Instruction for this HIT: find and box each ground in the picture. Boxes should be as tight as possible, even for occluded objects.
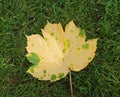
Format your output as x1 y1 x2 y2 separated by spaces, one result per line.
0 0 120 97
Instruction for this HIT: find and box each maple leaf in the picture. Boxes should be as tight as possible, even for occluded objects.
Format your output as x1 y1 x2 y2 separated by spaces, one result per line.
26 21 98 82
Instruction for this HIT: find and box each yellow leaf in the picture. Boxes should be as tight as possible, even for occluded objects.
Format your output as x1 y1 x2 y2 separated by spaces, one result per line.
26 21 98 82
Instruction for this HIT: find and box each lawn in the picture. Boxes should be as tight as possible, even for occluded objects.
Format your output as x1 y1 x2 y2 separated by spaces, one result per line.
0 0 120 97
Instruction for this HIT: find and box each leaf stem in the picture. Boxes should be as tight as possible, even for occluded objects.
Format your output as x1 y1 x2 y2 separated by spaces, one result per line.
69 69 74 97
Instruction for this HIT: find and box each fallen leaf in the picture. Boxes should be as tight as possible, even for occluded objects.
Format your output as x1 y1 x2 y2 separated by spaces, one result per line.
26 21 98 82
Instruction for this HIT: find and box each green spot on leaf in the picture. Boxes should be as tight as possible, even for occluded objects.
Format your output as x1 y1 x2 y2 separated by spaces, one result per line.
79 29 85 37
41 77 43 79
58 73 64 79
27 52 40 65
62 49 66 53
42 57 44 60
45 38 48 41
43 75 46 77
50 32 54 36
64 40 70 48
56 37 58 40
27 52 40 73
88 57 92 60
29 65 37 73
70 63 73 66
71 30 73 32
51 74 57 80
77 47 80 50
82 43 89 49
43 70 47 73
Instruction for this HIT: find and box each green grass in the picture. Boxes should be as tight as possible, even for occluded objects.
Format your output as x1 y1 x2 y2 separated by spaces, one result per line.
0 0 120 97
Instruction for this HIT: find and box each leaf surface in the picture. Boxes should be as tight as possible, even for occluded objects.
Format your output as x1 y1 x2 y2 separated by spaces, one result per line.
26 21 98 81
